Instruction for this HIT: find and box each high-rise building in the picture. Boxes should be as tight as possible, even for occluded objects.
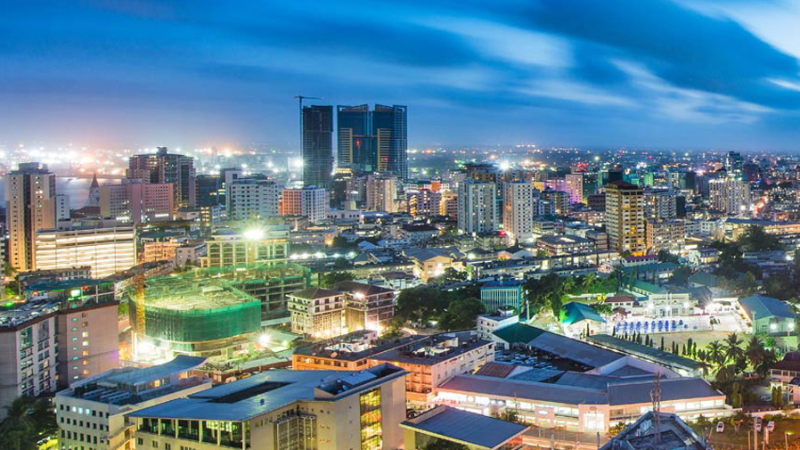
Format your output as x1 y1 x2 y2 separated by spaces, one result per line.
337 104 408 178
100 179 174 224
605 181 645 255
302 105 334 189
645 189 677 220
226 178 281 220
502 181 535 244
565 172 585 204
280 187 329 224
726 151 744 174
646 219 686 254
194 174 223 207
6 162 57 271
127 147 196 210
407 188 441 218
709 176 750 215
457 181 498 235
366 173 398 212
34 220 137 278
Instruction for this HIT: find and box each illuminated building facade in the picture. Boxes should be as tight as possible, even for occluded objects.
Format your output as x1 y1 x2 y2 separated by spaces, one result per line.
34 221 136 278
100 179 174 224
202 227 289 268
6 162 57 271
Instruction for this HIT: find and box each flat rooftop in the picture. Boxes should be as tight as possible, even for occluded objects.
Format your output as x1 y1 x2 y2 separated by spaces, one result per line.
129 364 405 422
139 276 258 310
294 331 427 362
0 300 59 329
372 331 493 366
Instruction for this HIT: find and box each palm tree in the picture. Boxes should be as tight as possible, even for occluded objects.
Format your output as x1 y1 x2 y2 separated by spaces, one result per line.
708 341 725 366
724 333 745 364
746 336 765 369
756 349 778 379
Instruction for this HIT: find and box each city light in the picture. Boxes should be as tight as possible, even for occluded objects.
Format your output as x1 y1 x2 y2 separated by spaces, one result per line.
243 228 264 241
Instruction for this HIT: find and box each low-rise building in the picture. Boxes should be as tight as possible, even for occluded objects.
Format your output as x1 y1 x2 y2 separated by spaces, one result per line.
480 280 525 313
56 356 210 450
337 281 397 334
371 331 495 407
476 313 519 340
129 364 407 450
401 405 528 450
536 235 594 256
288 288 345 338
739 295 796 335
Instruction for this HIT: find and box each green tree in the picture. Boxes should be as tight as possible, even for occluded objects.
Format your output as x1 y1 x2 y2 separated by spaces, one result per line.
395 287 450 324
669 266 693 287
439 297 486 331
724 333 745 365
0 397 57 450
707 341 725 366
320 271 355 288
738 225 783 252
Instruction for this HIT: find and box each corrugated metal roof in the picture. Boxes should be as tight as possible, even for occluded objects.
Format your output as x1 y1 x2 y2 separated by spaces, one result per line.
401 406 528 449
439 374 609 405
739 295 796 320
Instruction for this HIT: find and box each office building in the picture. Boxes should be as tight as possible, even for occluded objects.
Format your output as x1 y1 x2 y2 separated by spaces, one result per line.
337 104 408 178
56 356 211 450
6 162 57 271
458 181 498 235
536 234 594 256
129 364 407 450
280 187 329 224
35 220 136 278
194 174 223 207
201 227 289 268
605 181 646 255
127 147 196 210
302 105 334 189
100 179 174 224
502 181 535 244
480 280 524 313
366 173 398 212
56 194 71 221
709 176 750 215
226 178 281 220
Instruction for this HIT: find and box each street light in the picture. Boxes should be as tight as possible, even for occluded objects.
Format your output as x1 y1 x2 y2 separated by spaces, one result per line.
243 228 264 241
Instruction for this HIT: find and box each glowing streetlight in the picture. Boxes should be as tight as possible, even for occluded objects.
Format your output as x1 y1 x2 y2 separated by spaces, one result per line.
243 228 264 241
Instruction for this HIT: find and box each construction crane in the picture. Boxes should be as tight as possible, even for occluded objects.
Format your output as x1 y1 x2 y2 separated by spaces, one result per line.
294 95 322 153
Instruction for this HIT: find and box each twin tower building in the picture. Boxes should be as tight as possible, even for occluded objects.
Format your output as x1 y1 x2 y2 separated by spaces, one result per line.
302 104 408 189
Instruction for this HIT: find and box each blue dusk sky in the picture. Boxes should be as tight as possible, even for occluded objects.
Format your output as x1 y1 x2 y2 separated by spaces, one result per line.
3 0 800 150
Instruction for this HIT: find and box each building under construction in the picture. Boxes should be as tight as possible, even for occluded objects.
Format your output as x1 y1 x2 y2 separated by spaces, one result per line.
191 263 311 319
129 274 261 363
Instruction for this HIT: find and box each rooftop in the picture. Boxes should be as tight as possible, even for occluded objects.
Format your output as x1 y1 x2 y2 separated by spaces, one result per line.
294 331 426 362
587 334 704 371
129 364 405 421
334 281 395 296
561 302 606 325
739 295 796 320
401 406 528 450
599 411 709 450
372 331 493 366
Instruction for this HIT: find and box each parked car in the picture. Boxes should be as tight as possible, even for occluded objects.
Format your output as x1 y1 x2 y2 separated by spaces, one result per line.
755 417 763 432
717 422 725 433
767 421 775 432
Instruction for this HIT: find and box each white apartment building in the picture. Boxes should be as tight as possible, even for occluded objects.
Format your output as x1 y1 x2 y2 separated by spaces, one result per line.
226 178 281 220
280 187 329 224
34 220 136 278
709 176 750 215
458 180 498 235
100 179 173 224
503 181 536 244
366 173 398 212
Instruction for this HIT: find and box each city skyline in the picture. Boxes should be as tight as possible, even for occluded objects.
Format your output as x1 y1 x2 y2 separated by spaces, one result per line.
5 0 800 150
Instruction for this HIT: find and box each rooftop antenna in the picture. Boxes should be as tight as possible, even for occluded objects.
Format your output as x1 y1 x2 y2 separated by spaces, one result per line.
650 372 662 444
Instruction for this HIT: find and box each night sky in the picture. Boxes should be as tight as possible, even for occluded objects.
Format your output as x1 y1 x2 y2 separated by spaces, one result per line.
4 0 800 150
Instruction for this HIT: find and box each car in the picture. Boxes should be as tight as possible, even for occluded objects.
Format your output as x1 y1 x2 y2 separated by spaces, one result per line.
717 422 725 433
755 417 762 432
767 421 775 432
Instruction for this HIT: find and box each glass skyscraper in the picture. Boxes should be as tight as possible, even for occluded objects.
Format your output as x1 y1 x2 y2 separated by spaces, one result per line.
337 104 407 178
302 105 333 189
